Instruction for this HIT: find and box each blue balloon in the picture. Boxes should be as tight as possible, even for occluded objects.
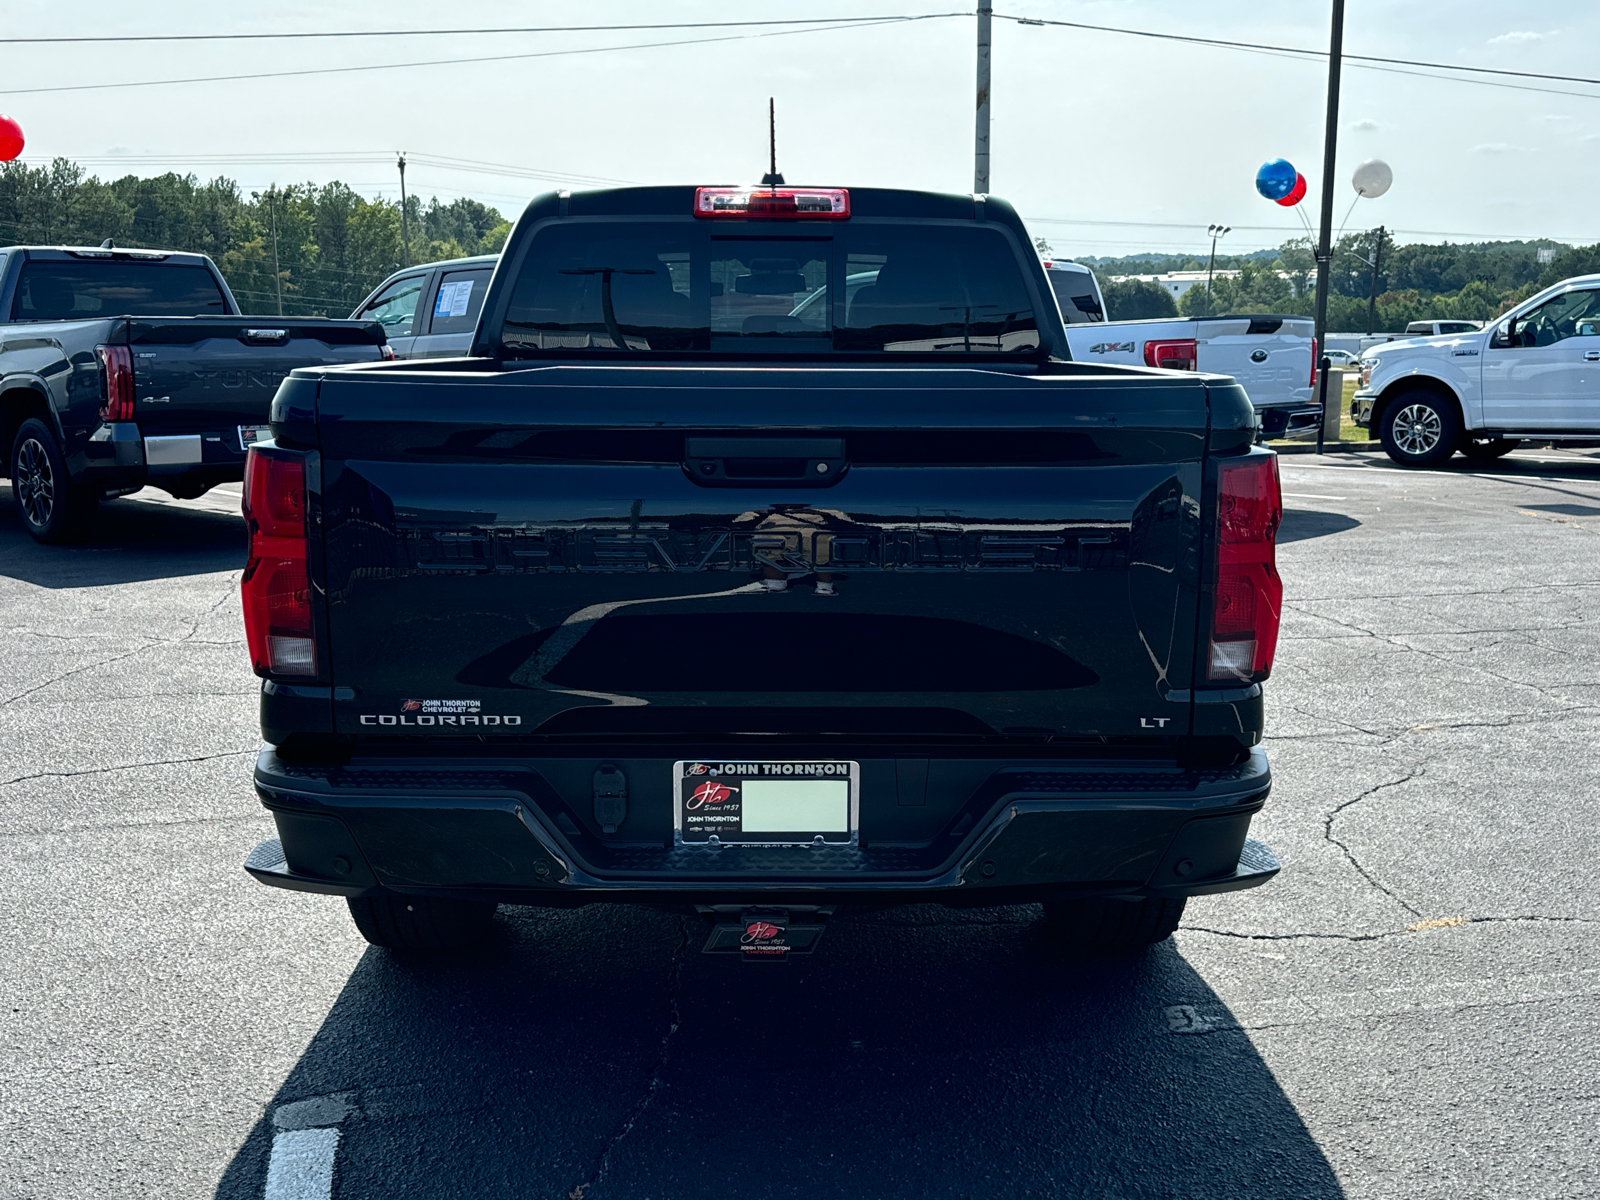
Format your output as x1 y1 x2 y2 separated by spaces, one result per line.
1255 159 1298 201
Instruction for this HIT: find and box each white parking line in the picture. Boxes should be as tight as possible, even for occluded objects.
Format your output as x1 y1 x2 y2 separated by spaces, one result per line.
265 1094 350 1200
265 1128 339 1200
1281 492 1347 501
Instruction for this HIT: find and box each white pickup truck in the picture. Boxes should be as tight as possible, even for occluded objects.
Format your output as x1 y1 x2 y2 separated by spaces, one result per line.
1353 273 1600 466
1039 261 1319 438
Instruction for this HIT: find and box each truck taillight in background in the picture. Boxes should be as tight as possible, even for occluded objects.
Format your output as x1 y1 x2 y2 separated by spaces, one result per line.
1309 337 1318 388
242 449 315 677
1143 338 1197 370
1208 454 1283 683
96 344 134 421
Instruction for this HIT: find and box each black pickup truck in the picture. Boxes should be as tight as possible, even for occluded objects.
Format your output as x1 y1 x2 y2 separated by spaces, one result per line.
0 245 387 542
241 185 1285 958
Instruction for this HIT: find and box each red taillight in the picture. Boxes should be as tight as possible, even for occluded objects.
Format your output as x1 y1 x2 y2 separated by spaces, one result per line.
96 344 135 421
379 344 397 361
693 186 850 219
242 449 315 677
1309 336 1318 388
1208 455 1283 683
1143 338 1197 370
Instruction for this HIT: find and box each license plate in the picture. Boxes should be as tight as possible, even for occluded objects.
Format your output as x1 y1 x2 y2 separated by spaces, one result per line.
674 760 858 845
238 425 271 451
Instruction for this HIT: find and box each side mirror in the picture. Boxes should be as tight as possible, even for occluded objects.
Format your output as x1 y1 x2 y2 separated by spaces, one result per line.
1488 321 1512 350
1577 321 1600 338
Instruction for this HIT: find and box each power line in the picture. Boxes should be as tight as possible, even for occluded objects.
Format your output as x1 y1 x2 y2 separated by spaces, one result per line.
1 14 963 44
1000 13 1600 101
15 150 634 188
0 15 963 96
1001 13 1600 87
1027 214 1595 245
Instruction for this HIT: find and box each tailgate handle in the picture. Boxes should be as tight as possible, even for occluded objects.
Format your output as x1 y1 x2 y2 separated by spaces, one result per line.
684 437 847 487
242 327 290 345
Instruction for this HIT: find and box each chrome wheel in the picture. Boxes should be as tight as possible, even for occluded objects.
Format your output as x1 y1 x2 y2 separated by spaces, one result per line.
1392 403 1442 456
15 437 55 529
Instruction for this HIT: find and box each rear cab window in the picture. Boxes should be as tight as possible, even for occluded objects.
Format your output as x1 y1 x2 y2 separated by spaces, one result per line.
428 268 493 335
12 260 227 320
1045 268 1104 324
499 222 1041 358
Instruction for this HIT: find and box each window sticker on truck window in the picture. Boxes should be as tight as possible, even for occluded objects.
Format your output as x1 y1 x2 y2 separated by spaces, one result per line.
435 279 474 318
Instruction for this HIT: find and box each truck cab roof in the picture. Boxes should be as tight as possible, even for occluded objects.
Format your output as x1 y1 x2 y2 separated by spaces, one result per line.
0 245 214 266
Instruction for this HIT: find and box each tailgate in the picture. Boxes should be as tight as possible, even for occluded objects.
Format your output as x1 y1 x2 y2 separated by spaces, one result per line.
131 318 384 442
314 365 1211 740
1196 316 1314 409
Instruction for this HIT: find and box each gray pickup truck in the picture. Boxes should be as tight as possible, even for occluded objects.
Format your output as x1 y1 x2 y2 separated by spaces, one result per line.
0 245 387 542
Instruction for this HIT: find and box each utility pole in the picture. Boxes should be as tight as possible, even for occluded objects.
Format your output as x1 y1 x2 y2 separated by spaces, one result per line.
1312 0 1346 454
1206 224 1231 316
1365 224 1385 336
974 1 991 193
268 186 283 317
397 152 412 267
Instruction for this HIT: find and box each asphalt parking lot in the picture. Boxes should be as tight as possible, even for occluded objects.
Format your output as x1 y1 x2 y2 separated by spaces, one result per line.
3 450 1598 1200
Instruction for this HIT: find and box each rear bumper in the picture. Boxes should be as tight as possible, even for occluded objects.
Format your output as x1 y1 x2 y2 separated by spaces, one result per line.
1256 403 1324 439
76 421 246 492
247 746 1278 906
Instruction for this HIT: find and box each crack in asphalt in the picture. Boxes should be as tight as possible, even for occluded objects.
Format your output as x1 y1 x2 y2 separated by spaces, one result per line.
1284 579 1600 605
1282 600 1594 710
0 641 160 708
1181 914 1600 943
568 914 693 1200
0 749 253 790
0 580 241 708
1266 706 1600 750
1323 769 1427 917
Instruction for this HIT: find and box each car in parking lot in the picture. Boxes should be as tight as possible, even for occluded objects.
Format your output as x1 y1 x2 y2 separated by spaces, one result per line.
1354 273 1600 465
351 254 498 359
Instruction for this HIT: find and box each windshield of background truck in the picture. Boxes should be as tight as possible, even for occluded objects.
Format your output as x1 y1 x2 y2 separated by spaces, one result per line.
12 261 227 320
499 223 1040 355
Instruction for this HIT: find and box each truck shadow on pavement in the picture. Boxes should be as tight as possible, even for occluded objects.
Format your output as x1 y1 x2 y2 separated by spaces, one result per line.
1277 508 1360 544
216 904 1342 1200
0 487 243 588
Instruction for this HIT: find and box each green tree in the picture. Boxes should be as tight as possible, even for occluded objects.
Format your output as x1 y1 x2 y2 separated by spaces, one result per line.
1099 276 1177 320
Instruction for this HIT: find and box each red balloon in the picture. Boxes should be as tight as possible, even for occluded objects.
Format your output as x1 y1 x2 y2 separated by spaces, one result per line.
1276 172 1307 207
0 114 23 162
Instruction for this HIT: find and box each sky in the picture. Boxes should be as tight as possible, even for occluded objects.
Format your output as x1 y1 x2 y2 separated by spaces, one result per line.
5 0 1600 260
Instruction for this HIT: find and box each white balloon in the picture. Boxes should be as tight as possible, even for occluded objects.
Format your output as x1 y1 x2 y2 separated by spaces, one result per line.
1352 159 1393 199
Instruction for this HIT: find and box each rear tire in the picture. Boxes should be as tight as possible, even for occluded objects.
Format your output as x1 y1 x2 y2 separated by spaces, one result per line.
1459 437 1519 462
346 892 496 951
10 418 98 543
1378 390 1461 467
1041 896 1187 948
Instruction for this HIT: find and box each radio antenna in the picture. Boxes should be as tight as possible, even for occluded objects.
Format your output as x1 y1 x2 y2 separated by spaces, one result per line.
761 97 784 187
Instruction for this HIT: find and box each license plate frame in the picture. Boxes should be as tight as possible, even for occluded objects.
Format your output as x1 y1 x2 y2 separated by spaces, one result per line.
238 424 271 451
673 760 859 846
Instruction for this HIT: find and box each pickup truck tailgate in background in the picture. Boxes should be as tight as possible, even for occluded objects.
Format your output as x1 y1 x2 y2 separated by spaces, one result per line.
131 318 383 442
1196 316 1314 409
313 365 1211 740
